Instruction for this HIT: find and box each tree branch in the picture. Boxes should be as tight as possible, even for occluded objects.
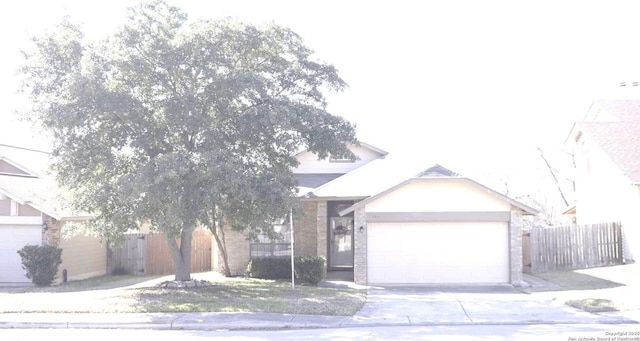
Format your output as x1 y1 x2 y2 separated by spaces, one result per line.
537 147 570 207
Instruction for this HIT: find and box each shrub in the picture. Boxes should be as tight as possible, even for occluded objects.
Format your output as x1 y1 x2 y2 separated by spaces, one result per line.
294 256 325 285
247 257 290 279
247 256 326 285
17 244 63 287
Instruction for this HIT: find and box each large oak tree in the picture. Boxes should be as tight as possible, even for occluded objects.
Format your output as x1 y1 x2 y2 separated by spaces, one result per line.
19 0 356 280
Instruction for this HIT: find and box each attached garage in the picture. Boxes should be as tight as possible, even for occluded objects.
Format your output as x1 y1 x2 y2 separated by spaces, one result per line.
340 172 538 286
0 224 42 284
367 222 509 284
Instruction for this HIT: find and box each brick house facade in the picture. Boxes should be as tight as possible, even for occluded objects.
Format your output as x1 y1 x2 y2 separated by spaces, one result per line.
211 143 536 285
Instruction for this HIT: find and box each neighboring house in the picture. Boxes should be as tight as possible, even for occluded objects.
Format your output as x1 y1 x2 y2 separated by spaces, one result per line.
0 144 104 286
566 99 640 262
561 205 577 225
213 143 538 285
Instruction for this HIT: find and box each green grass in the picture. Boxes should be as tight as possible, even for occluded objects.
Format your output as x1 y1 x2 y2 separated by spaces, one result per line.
136 279 364 315
530 270 622 291
567 298 617 312
527 267 632 313
0 275 366 316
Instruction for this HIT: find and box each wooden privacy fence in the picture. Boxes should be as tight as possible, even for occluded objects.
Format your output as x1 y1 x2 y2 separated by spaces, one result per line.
108 230 212 276
522 222 623 274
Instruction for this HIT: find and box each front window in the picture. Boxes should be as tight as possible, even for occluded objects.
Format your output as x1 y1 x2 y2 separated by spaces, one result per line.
250 223 292 258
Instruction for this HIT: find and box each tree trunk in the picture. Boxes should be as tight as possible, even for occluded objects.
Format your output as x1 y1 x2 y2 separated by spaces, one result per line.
211 224 232 277
167 225 194 281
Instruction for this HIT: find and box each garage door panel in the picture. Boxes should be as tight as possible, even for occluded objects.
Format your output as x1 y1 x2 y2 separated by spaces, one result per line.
367 222 509 284
0 225 42 283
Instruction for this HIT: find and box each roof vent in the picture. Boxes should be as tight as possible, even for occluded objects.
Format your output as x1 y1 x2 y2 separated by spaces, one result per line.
417 164 460 177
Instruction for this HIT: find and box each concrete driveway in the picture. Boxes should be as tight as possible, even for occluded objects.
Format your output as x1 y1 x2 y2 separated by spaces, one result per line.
351 284 633 325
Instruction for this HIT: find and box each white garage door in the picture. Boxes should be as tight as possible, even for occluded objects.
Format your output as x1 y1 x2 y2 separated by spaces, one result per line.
367 222 509 284
0 225 42 283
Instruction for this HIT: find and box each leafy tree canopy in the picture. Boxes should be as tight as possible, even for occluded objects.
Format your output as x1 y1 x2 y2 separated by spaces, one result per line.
19 0 357 280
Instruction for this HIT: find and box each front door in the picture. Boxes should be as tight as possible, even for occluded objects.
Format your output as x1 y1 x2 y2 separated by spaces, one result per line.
329 217 354 269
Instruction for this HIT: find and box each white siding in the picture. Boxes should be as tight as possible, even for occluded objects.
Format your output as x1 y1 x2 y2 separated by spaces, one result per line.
57 234 107 283
575 137 640 261
0 199 10 215
18 204 41 216
294 145 383 174
367 222 509 284
366 180 511 213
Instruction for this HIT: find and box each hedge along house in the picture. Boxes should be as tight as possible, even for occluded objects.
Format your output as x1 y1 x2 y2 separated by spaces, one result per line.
0 144 103 286
213 143 538 285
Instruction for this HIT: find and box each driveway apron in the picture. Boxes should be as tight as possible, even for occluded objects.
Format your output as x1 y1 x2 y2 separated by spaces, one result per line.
349 285 628 325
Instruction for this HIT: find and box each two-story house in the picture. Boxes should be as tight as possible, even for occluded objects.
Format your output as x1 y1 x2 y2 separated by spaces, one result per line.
566 99 640 262
214 142 537 285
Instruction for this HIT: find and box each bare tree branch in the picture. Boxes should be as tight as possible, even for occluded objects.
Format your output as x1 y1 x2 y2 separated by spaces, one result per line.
537 147 570 207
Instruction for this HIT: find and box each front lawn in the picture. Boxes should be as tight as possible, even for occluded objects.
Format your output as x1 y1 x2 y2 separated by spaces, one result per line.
0 273 366 316
526 264 640 313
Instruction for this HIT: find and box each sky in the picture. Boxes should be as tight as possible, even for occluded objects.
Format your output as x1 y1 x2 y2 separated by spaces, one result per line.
2 0 640 183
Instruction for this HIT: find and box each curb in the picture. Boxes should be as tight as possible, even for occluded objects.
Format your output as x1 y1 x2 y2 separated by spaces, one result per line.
1 316 637 331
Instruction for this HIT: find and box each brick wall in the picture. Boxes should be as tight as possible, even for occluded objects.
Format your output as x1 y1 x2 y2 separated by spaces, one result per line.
42 215 62 247
353 206 367 284
316 201 328 260
213 200 326 275
510 210 523 286
294 201 318 256
212 227 250 276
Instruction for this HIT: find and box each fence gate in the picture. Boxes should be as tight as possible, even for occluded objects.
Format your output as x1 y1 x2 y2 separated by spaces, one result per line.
107 234 147 275
522 222 623 274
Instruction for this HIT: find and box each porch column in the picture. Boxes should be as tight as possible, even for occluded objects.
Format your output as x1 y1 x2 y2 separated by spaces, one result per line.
353 206 367 284
510 210 523 286
316 201 328 261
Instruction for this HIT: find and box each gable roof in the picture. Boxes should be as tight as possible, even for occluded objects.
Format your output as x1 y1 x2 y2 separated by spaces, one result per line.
0 144 87 220
569 100 640 184
590 99 640 122
302 157 539 215
0 157 35 177
0 143 51 177
302 154 431 199
0 174 63 219
338 176 539 216
578 121 640 183
294 173 344 188
417 164 460 177
294 141 388 158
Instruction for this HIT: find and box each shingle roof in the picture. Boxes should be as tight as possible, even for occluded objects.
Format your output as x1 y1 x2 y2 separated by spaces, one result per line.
578 121 640 183
0 144 51 177
0 144 84 219
593 100 640 122
294 173 344 189
573 100 640 184
304 155 431 199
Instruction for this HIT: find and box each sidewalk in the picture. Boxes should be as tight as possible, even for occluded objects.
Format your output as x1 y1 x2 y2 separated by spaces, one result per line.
1 306 637 331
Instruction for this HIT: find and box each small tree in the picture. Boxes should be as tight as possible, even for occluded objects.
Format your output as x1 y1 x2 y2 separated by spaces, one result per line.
17 244 63 287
